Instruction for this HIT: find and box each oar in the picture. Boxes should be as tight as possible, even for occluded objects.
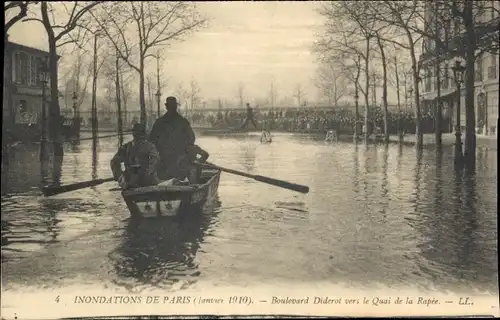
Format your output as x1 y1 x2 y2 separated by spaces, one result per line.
41 177 115 197
198 162 309 194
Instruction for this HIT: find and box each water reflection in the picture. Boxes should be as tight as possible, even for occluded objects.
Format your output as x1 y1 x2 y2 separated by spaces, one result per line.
52 155 63 186
1 134 497 294
380 144 389 219
110 197 222 291
92 141 98 181
410 148 495 291
352 143 360 194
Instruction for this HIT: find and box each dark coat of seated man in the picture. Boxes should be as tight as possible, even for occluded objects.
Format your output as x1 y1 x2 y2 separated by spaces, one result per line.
176 144 210 184
110 123 161 190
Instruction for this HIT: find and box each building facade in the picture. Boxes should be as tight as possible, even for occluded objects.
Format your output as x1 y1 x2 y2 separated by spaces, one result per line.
3 38 63 141
419 0 499 136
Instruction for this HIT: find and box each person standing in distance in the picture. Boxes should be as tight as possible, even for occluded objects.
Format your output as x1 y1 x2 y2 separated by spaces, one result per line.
148 96 196 180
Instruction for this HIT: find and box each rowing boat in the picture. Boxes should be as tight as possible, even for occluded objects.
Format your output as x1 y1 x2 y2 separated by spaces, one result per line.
121 167 221 218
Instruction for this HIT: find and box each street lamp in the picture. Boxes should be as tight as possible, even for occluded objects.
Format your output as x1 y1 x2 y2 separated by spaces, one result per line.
408 87 413 110
155 90 161 118
451 59 466 163
72 91 78 118
38 57 49 161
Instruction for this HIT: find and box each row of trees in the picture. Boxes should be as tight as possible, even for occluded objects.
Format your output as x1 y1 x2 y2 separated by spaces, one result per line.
233 81 310 109
313 0 499 170
5 1 209 157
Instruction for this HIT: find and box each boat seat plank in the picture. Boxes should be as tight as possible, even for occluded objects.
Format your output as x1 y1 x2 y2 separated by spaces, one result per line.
123 184 197 196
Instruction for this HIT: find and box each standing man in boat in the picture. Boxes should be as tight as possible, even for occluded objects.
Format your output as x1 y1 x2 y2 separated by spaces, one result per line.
110 123 161 190
148 96 196 180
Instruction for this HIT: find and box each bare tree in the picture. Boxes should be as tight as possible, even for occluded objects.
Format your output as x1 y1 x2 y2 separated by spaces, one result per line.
4 1 38 39
24 1 101 156
188 79 201 117
120 71 133 125
365 0 499 165
175 82 190 115
408 0 499 169
62 47 92 113
236 82 245 108
314 61 348 107
269 81 278 110
375 31 390 142
293 83 307 107
90 2 208 126
362 1 426 147
316 1 382 141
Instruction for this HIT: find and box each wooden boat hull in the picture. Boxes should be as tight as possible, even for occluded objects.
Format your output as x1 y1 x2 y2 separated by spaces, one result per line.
121 168 221 218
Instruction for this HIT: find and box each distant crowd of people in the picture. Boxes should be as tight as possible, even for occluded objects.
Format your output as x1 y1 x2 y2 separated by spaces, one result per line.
186 106 450 136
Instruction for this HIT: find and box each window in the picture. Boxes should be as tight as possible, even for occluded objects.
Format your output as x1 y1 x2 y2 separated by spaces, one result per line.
14 51 29 85
488 51 498 79
35 57 44 86
29 56 38 86
425 68 432 92
475 55 483 82
454 19 460 36
443 63 449 89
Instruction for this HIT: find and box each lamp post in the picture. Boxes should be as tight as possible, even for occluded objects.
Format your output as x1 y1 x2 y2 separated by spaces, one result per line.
156 90 161 118
72 91 78 118
354 91 360 140
39 57 49 162
408 87 413 110
451 59 465 163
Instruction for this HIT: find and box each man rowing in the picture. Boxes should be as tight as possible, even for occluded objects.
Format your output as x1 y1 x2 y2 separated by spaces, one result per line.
148 96 196 181
110 123 160 190
177 144 210 184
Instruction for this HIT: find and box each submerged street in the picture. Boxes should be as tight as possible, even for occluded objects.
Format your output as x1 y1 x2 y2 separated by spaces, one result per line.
1 133 497 296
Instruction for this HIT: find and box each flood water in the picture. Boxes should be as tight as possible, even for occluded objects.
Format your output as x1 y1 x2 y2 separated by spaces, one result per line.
1 133 498 298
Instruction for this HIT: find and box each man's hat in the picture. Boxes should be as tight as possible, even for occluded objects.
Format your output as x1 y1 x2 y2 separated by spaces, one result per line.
132 123 147 137
165 96 179 106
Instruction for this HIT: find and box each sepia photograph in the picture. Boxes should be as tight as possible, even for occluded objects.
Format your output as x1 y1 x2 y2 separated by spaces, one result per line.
2 1 499 319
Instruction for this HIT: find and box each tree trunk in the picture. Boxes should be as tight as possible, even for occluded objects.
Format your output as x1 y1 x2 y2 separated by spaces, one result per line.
115 54 123 147
364 37 371 142
354 56 361 139
139 58 146 126
91 33 98 142
377 36 389 142
48 42 63 157
464 4 476 172
395 57 402 137
435 60 442 149
120 72 128 126
464 49 476 171
409 40 423 148
434 2 442 149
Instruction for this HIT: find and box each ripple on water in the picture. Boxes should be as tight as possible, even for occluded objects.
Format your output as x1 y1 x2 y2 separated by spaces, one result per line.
1 134 498 295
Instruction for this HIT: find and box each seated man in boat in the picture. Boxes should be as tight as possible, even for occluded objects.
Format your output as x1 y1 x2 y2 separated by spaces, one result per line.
110 123 161 190
148 96 196 180
176 144 210 184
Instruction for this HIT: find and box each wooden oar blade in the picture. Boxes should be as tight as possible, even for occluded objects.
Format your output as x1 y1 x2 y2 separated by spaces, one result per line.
254 175 309 194
198 162 309 194
41 177 115 197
